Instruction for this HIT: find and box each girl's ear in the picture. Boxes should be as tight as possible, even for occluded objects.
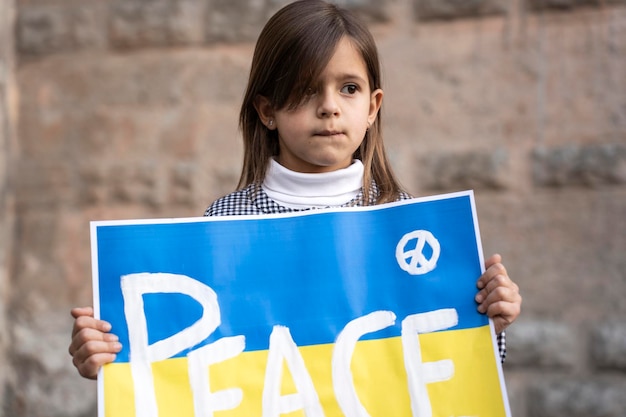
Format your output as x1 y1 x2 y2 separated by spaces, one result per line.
254 95 277 130
367 88 383 127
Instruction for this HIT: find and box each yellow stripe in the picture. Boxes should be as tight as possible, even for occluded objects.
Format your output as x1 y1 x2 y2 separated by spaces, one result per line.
104 326 505 416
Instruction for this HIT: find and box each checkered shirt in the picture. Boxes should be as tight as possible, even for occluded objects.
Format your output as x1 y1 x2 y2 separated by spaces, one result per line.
204 182 507 362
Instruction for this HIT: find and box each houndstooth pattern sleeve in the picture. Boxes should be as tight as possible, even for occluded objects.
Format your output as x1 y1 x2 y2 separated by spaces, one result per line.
205 183 313 216
204 185 264 216
498 331 506 362
204 183 507 363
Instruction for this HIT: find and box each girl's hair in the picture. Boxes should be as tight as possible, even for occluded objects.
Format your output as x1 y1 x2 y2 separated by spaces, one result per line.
238 0 403 204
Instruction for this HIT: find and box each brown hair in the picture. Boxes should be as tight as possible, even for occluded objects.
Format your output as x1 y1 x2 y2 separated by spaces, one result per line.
237 0 403 204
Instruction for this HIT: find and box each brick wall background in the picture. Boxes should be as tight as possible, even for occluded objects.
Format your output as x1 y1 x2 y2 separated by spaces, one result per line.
0 0 16 413
2 0 626 416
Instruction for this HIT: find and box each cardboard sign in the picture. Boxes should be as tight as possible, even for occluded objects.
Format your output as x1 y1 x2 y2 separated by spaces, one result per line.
92 191 510 417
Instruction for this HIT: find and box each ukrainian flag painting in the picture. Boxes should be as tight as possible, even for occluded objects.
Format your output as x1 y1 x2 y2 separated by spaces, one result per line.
92 191 511 417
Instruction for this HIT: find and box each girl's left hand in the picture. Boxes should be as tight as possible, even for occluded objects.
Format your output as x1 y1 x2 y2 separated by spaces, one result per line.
475 254 522 335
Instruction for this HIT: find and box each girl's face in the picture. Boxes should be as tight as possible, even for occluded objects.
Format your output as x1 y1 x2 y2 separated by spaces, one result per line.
257 37 383 173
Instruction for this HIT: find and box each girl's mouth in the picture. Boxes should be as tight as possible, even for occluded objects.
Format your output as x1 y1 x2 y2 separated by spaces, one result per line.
316 130 343 136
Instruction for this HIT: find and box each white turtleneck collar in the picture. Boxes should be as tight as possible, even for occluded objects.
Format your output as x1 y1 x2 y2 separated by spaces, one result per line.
262 159 364 209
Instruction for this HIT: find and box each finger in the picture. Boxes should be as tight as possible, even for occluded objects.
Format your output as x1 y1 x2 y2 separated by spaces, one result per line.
71 315 112 340
485 300 521 334
71 337 122 371
73 352 119 380
477 257 505 290
492 317 512 335
483 271 517 296
484 253 502 271
486 299 521 319
73 338 122 363
478 285 522 321
69 325 116 357
476 264 511 302
70 306 94 320
72 326 118 346
477 284 520 313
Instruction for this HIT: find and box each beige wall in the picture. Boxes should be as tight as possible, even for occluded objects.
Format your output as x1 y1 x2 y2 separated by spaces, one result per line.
0 0 16 412
5 0 626 415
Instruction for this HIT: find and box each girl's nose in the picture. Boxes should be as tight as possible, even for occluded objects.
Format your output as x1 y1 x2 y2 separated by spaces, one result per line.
317 91 340 118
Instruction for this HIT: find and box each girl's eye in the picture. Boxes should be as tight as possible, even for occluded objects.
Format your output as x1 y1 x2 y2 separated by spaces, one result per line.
341 84 358 94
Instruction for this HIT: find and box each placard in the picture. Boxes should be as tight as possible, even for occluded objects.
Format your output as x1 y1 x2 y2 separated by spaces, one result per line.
92 191 510 417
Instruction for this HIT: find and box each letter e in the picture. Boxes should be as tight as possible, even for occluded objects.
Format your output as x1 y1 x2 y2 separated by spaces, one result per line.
188 335 246 417
401 308 458 417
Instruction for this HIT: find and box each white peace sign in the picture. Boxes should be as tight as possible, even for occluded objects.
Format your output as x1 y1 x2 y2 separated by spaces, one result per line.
395 230 440 275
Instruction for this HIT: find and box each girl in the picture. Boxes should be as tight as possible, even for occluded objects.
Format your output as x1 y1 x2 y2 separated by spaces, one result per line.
69 0 521 380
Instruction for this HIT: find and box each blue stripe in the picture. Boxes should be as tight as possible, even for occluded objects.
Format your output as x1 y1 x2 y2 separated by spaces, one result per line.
96 195 488 363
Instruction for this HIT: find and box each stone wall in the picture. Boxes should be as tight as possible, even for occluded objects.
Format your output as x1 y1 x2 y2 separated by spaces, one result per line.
4 0 626 416
0 0 16 413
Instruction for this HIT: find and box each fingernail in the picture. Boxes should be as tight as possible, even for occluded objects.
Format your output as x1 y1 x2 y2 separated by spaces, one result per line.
475 294 483 303
102 322 112 332
113 342 123 351
477 304 485 314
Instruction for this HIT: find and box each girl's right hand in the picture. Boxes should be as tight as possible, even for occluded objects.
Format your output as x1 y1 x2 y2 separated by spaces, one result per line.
68 306 122 380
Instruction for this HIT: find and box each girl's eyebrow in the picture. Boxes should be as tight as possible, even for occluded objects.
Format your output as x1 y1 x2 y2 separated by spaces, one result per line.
327 71 367 83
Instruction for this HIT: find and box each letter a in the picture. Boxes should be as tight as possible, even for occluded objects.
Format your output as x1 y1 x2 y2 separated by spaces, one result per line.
262 325 325 417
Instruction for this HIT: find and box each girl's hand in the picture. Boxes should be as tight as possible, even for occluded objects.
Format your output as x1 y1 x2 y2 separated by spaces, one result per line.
475 254 522 335
68 306 122 380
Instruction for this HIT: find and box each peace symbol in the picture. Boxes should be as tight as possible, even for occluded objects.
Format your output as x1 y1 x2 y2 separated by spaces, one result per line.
395 230 440 275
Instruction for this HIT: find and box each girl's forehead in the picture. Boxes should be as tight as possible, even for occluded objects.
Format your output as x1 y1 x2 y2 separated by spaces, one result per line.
318 37 369 80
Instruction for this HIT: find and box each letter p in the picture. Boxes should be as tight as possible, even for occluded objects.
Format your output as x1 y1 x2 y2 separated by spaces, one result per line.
121 272 221 417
